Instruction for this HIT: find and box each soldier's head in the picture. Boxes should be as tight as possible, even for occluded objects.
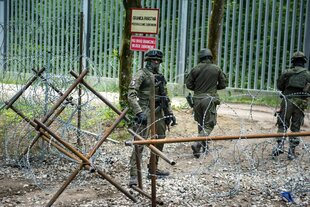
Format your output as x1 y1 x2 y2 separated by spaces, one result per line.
199 48 213 62
145 49 163 73
291 51 307 67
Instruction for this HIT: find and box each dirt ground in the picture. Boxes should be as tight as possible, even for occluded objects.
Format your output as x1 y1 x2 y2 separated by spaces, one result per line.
0 102 309 206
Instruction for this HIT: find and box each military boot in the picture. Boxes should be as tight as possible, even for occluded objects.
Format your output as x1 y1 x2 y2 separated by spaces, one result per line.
287 147 297 160
128 176 137 187
154 169 169 176
272 140 284 157
147 168 169 179
191 142 202 158
201 141 209 155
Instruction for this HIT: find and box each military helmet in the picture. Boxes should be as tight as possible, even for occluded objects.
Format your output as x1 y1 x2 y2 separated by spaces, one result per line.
291 51 307 63
199 48 213 60
144 49 163 62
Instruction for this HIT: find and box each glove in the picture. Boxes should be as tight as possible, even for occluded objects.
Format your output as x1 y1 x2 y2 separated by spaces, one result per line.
186 93 194 108
135 112 148 125
165 114 177 126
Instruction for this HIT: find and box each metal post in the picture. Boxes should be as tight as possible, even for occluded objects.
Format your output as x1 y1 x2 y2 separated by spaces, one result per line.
82 0 90 63
177 0 188 84
135 144 143 189
128 131 310 145
43 51 51 157
86 0 91 61
78 12 84 145
4 0 7 67
149 73 157 207
44 52 52 115
0 0 7 68
304 0 310 70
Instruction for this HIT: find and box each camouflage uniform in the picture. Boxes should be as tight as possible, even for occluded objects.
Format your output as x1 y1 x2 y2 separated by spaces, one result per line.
186 49 227 158
273 51 310 159
128 50 175 183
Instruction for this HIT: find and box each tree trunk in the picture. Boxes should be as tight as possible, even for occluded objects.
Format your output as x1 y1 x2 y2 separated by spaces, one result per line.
119 0 142 108
208 0 225 63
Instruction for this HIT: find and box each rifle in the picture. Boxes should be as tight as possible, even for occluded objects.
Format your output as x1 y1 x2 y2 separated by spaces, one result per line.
155 74 176 130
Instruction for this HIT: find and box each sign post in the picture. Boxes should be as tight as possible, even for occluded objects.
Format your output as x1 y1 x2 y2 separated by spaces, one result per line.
130 8 160 207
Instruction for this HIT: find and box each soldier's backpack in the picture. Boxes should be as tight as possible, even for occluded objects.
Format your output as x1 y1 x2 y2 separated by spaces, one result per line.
287 69 308 89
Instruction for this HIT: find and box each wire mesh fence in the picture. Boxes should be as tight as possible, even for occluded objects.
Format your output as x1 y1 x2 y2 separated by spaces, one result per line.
1 0 309 87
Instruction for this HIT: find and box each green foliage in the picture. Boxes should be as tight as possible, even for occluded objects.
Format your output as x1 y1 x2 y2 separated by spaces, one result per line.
109 129 130 142
76 105 127 130
0 102 44 123
0 79 21 85
112 49 120 60
220 90 279 107
1 110 23 123
84 104 135 141
92 81 119 92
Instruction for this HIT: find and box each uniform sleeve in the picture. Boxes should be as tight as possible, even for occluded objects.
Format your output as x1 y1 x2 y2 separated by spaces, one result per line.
164 79 173 114
305 72 310 94
277 71 288 91
307 71 310 83
128 70 145 115
185 68 196 90
217 70 227 90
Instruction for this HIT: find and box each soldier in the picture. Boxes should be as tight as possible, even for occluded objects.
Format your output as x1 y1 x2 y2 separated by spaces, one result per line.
185 48 227 158
273 51 310 160
127 49 176 186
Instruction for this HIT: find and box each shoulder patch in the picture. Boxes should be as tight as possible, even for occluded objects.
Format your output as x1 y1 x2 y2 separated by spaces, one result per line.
130 80 136 86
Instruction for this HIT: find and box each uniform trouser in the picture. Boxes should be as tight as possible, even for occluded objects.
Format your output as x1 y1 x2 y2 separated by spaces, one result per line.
129 110 166 177
193 96 217 146
276 98 307 147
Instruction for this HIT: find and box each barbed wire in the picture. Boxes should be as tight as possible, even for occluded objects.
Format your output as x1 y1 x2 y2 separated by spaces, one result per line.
0 56 309 205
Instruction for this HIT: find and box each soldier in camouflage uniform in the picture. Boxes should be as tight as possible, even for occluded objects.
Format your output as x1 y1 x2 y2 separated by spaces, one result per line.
127 49 176 186
186 48 227 158
273 51 310 160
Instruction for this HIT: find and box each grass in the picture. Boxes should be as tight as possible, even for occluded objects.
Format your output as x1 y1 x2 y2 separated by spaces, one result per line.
219 89 280 108
0 103 131 158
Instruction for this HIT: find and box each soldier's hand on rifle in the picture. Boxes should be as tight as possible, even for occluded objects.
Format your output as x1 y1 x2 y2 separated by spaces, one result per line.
135 112 147 125
274 109 281 117
171 114 177 126
165 113 177 127
186 93 194 108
